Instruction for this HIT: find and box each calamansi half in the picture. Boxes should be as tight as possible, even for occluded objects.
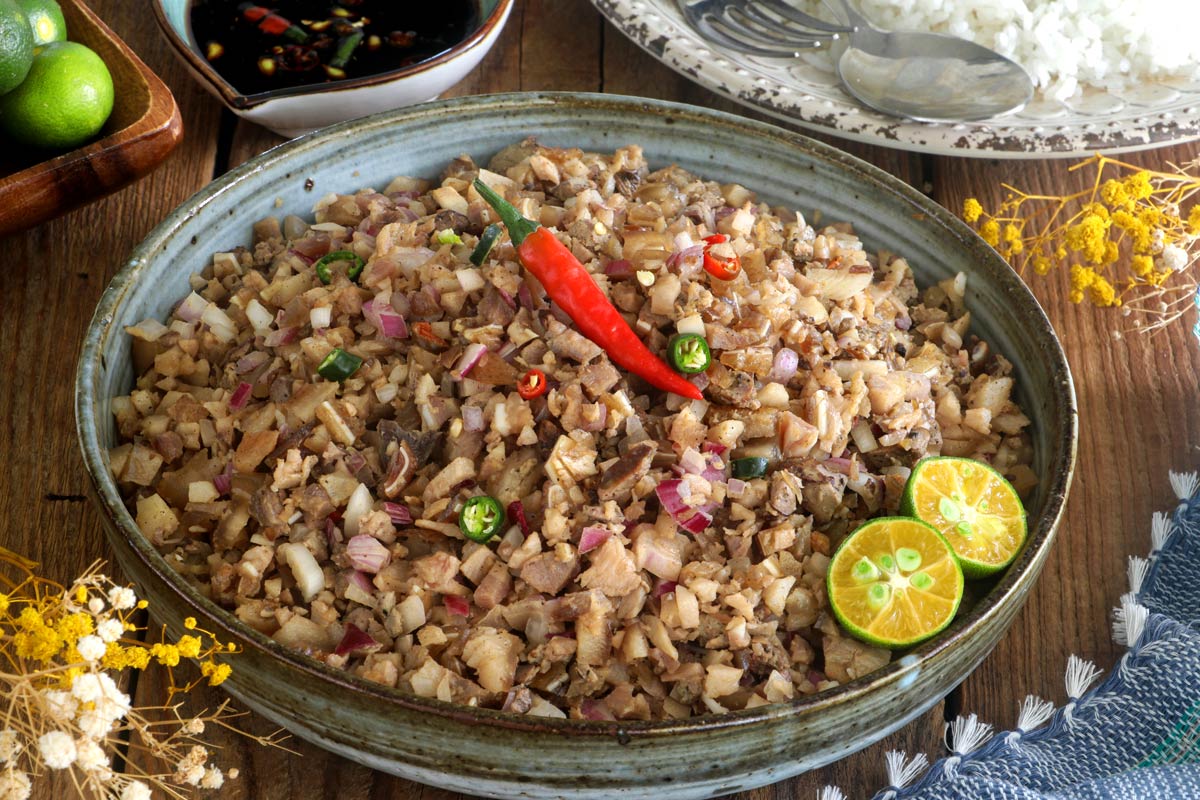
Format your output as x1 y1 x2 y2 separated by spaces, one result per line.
901 456 1028 579
827 517 964 649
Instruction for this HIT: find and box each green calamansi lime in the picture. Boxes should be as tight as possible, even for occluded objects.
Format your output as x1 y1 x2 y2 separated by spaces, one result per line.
900 456 1028 579
0 0 34 95
826 516 964 649
0 40 113 149
15 0 66 46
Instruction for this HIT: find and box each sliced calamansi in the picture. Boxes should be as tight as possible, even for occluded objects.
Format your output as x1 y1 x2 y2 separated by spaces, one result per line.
827 517 964 649
901 456 1027 579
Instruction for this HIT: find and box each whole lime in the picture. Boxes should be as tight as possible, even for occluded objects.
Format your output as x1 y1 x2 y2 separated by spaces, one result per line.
0 40 113 149
15 0 66 46
0 0 34 95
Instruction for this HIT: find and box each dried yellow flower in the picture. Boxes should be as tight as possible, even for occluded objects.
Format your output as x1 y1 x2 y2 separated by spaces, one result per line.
963 198 983 223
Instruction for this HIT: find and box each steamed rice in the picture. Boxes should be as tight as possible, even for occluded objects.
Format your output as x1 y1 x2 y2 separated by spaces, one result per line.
800 0 1200 102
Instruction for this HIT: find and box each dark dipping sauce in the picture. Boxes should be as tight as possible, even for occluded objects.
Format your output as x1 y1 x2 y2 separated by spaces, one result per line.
190 1 478 95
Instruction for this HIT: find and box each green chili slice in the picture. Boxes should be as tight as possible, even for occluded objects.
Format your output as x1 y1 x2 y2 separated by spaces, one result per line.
314 250 365 285
469 223 502 267
317 348 363 382
731 457 769 480
668 333 712 375
459 496 506 543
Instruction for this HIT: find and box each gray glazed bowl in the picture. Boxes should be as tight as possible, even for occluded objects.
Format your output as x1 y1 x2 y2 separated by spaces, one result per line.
77 93 1077 799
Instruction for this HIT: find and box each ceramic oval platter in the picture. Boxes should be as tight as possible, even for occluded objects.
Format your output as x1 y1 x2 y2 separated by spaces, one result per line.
593 0 1200 158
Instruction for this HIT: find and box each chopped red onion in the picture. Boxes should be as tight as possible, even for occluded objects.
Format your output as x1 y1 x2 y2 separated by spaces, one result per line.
345 450 367 475
727 478 747 498
362 297 409 339
580 404 608 432
462 405 485 432
346 535 390 574
769 348 800 383
507 501 530 536
679 510 712 534
334 623 378 657
655 480 688 516
236 350 270 374
497 341 519 361
689 371 710 393
228 381 253 410
213 467 232 496
496 286 517 309
517 282 534 310
263 327 299 348
578 527 612 554
451 343 488 381
702 441 728 455
580 699 616 721
383 502 413 525
347 569 374 595
715 206 736 221
666 243 705 270
175 292 208 323
287 248 316 266
652 579 678 598
824 457 853 476
445 595 470 617
290 236 330 261
896 315 912 331
604 259 634 279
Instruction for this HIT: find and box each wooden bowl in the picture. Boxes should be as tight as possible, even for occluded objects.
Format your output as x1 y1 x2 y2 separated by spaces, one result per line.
0 0 182 237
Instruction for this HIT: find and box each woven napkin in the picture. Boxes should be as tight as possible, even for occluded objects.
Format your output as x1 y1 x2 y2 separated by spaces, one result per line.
821 472 1200 800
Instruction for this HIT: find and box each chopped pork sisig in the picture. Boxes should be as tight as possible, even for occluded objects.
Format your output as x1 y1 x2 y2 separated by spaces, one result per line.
110 140 1036 720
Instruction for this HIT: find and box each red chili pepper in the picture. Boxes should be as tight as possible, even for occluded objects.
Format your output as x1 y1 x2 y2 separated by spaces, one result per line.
474 179 703 401
517 368 548 400
702 234 741 281
412 321 447 348
238 3 308 43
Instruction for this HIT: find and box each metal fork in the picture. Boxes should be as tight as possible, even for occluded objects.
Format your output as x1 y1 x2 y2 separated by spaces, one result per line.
678 0 856 58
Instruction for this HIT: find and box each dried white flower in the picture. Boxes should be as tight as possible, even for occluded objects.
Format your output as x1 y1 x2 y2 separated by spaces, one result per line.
0 731 21 764
96 618 124 643
37 731 77 770
180 764 205 786
199 767 225 789
1161 243 1188 271
87 597 106 615
107 586 137 611
42 690 77 724
76 710 114 741
74 738 109 773
178 745 208 769
118 780 152 800
182 718 205 735
71 673 104 703
0 768 31 800
77 635 106 663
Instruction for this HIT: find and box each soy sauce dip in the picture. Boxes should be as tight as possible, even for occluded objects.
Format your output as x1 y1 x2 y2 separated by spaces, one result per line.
191 0 478 95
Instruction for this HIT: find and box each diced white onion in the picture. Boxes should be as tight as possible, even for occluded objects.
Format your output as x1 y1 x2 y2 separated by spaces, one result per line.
676 314 706 336
200 303 237 343
343 483 373 537
246 299 274 331
125 318 169 342
310 306 332 330
375 383 398 404
455 268 486 293
279 543 325 602
850 421 879 453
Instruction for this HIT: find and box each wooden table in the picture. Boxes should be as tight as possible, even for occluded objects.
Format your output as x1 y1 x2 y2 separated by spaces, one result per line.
6 1 1199 797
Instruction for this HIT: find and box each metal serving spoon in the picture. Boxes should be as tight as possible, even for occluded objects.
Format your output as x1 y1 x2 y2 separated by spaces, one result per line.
678 0 1034 122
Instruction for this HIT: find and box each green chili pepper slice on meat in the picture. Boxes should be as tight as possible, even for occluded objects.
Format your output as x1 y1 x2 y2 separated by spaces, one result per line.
459 496 506 543
314 250 365 285
668 333 712 375
469 223 503 266
317 348 363 382
731 457 769 480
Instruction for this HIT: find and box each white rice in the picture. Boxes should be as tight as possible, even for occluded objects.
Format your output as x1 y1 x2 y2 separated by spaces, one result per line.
798 0 1200 102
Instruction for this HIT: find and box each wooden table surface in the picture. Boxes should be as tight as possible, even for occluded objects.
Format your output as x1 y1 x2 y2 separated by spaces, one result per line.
5 1 1199 797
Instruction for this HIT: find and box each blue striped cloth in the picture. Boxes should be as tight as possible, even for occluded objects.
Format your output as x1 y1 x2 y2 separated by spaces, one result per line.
833 472 1200 800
